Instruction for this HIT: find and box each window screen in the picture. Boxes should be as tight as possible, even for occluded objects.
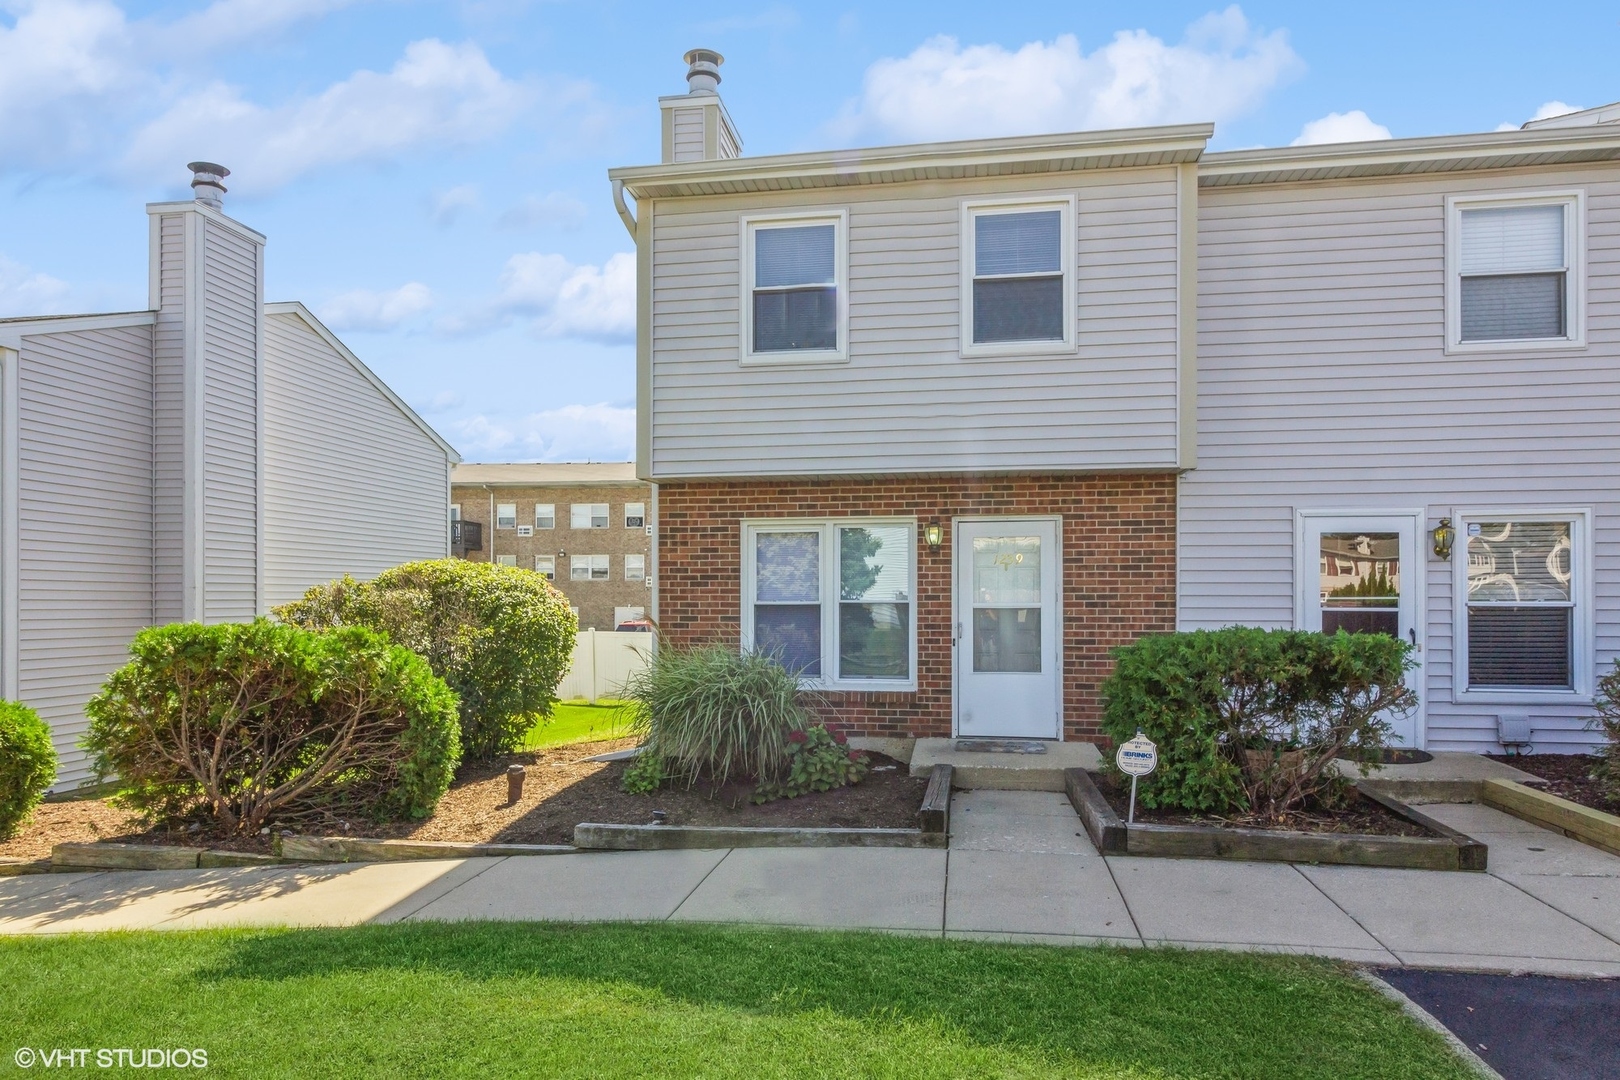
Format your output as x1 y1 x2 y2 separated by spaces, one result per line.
972 210 1064 344
752 531 822 675
837 525 910 680
1465 521 1574 688
1459 205 1567 341
753 224 837 353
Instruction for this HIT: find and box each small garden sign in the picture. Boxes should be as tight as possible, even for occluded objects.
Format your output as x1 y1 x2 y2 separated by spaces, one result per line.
1115 731 1157 824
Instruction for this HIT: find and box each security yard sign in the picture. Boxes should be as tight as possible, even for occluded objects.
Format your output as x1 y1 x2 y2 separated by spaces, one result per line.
1115 731 1158 824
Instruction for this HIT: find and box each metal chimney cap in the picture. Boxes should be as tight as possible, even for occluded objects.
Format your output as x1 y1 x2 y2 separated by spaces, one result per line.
683 48 723 94
187 161 229 208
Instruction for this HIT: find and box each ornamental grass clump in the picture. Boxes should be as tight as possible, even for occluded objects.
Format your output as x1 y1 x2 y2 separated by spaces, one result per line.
0 701 56 840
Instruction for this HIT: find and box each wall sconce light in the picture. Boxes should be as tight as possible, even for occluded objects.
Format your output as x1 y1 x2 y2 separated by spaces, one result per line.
1431 518 1453 561
924 520 943 552
557 549 567 561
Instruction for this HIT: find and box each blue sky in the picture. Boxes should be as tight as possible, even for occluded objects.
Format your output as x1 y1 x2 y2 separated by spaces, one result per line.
1 1 1615 462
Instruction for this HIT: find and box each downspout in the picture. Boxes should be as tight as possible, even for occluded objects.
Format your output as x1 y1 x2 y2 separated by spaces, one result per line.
486 484 495 564
612 180 637 239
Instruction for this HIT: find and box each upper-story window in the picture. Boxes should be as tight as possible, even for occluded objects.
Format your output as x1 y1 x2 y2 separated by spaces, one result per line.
742 211 848 363
571 503 609 529
1447 192 1585 351
534 504 555 529
495 503 516 530
961 197 1075 356
625 502 646 529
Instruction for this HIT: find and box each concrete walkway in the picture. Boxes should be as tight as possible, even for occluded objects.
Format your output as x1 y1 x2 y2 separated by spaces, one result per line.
3 792 1618 976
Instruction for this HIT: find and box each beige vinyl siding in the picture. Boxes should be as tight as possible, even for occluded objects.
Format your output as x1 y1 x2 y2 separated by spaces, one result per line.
151 212 186 622
200 218 260 621
648 167 1183 478
16 326 154 788
670 107 705 163
261 311 450 607
1182 162 1620 752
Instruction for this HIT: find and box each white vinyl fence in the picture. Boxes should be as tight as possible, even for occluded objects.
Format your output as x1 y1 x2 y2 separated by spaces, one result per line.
556 629 654 703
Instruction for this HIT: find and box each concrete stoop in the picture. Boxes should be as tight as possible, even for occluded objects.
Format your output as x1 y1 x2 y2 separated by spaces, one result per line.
910 738 1102 791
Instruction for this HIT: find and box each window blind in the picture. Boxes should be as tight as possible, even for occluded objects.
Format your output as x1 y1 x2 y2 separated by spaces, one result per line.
975 211 1061 276
755 225 835 287
1460 205 1564 274
1467 606 1572 688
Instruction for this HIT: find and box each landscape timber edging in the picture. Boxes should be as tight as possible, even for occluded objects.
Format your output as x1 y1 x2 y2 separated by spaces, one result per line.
278 836 575 863
49 842 282 872
1481 777 1620 857
1065 768 1489 871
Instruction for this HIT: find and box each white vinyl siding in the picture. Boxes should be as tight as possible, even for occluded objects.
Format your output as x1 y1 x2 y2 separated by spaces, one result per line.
535 503 555 529
151 212 187 622
649 169 1182 477
1446 191 1585 350
1181 165 1620 752
670 106 705 163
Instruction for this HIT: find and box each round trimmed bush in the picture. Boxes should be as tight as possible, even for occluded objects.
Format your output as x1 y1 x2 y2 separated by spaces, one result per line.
84 620 461 833
276 560 576 758
0 701 56 840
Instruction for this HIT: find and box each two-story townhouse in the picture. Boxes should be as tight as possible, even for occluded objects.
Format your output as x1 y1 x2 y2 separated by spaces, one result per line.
615 52 1620 754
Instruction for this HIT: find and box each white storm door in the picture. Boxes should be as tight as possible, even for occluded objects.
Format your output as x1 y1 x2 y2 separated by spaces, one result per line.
955 519 1061 739
1299 513 1422 747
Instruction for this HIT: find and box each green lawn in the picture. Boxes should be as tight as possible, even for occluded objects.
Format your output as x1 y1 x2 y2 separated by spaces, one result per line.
520 699 636 750
0 922 1474 1079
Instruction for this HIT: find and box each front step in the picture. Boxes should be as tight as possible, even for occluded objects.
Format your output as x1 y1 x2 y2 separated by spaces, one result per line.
909 738 1101 791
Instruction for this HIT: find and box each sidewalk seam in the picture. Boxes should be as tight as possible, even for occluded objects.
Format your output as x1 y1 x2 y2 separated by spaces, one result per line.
665 848 731 921
1490 870 1620 950
1098 856 1145 945
1354 970 1505 1080
1291 863 1402 964
374 856 510 924
939 849 949 938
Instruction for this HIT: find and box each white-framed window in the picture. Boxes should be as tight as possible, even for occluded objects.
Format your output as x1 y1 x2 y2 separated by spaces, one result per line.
534 504 555 529
570 554 610 582
534 556 555 580
495 503 517 530
741 519 916 690
571 503 609 529
625 553 646 582
741 210 848 364
495 554 517 567
625 502 646 529
960 195 1076 356
450 503 461 522
1453 510 1591 702
1445 191 1585 352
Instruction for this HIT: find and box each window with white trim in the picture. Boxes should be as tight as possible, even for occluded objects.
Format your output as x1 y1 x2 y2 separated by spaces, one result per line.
571 503 608 529
534 504 555 529
1457 513 1587 695
495 554 517 567
1447 192 1584 350
449 504 461 522
625 554 646 582
495 503 516 530
742 520 915 688
625 502 645 529
534 556 555 580
570 554 609 582
742 212 847 362
961 197 1075 354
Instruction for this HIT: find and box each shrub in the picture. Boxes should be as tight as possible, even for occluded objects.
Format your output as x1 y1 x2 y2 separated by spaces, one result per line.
1100 627 1414 819
620 644 816 791
276 560 576 759
619 750 663 795
753 725 869 803
0 701 56 840
84 620 461 833
1593 660 1620 801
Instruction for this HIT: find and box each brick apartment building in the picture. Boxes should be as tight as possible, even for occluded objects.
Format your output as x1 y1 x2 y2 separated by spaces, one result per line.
451 462 652 631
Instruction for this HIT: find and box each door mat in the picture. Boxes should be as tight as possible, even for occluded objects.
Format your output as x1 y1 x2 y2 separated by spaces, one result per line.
954 739 1049 755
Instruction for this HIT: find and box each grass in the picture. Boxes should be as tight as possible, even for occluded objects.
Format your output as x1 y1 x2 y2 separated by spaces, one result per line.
0 922 1476 1079
520 700 635 750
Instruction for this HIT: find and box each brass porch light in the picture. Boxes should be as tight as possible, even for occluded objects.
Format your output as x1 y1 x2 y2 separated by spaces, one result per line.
1431 518 1454 560
924 520 944 552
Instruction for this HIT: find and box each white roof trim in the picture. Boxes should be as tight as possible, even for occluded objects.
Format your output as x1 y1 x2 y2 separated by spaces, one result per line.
0 310 156 349
264 301 461 463
144 200 267 244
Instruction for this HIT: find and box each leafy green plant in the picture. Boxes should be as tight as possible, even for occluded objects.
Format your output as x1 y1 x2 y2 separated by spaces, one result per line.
752 725 869 802
0 701 56 840
619 750 664 795
1100 627 1413 819
276 560 576 759
619 644 815 791
84 620 460 833
1593 660 1620 801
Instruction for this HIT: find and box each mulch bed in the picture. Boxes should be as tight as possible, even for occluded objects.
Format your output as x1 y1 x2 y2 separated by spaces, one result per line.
1488 753 1618 815
1091 772 1436 838
1 740 929 858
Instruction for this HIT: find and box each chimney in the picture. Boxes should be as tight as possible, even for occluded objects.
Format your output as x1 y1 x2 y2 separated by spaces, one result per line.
188 161 229 209
660 49 742 164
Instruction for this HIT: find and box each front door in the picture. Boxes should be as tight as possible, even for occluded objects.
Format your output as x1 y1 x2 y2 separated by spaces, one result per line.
955 519 1061 739
1300 513 1422 746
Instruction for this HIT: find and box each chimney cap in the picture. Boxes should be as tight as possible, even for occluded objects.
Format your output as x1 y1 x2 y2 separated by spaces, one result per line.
187 161 229 209
683 48 723 95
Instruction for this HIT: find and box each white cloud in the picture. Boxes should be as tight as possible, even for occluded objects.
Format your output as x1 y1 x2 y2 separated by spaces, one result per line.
164 0 367 54
451 403 635 462
443 251 634 343
415 389 464 413
318 282 433 332
0 254 72 317
432 184 481 227
1530 100 1582 122
831 6 1302 143
495 192 589 231
1291 109 1391 146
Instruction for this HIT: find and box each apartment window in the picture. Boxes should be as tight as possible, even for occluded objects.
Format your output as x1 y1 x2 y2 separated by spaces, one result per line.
495 554 517 567
571 503 609 529
625 554 646 582
495 503 517 530
534 556 555 580
742 212 847 363
534 504 555 529
1447 192 1584 350
1458 513 1588 696
742 520 915 689
962 197 1075 354
571 554 610 582
449 504 461 522
625 502 646 529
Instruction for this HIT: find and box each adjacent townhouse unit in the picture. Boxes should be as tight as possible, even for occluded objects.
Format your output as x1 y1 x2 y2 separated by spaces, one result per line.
451 462 652 631
611 52 1620 754
2 164 459 788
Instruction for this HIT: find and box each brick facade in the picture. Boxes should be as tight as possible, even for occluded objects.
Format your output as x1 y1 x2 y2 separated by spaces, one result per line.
657 473 1177 743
